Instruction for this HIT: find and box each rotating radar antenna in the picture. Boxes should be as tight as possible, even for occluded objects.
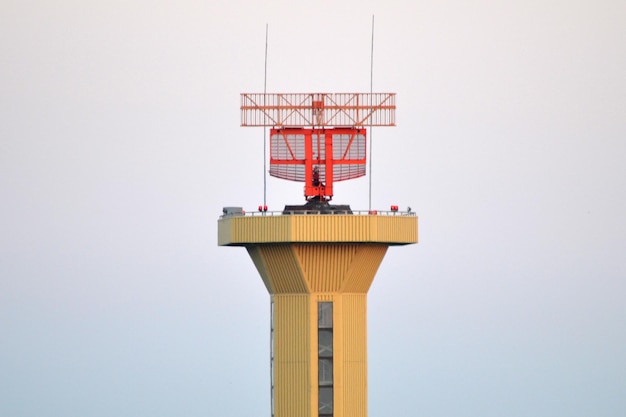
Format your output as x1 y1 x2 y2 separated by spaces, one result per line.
241 93 396 202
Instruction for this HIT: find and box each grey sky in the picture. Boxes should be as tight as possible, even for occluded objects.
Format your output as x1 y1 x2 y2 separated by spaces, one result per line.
1 1 625 416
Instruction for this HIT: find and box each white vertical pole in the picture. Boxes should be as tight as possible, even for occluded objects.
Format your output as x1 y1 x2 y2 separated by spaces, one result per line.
263 24 269 209
368 15 375 212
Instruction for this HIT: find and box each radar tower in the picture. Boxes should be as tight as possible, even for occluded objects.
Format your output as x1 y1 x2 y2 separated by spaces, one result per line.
219 91 417 417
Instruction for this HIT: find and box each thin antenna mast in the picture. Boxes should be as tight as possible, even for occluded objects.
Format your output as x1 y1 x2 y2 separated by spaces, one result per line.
368 15 375 211
263 24 269 209
263 26 272 414
263 23 268 207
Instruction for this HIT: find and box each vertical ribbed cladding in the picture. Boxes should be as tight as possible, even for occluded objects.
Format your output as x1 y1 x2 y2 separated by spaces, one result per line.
217 217 231 246
295 244 358 292
220 213 417 245
375 215 418 243
249 245 309 294
244 216 292 242
342 244 388 293
342 294 368 417
273 294 311 417
293 215 366 242
331 294 344 417
246 246 274 293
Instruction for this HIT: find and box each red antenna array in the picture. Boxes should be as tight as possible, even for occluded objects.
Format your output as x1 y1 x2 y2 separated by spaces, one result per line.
241 93 395 202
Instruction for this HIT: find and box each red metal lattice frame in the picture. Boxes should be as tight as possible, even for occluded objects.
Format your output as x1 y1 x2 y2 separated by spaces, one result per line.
241 93 395 127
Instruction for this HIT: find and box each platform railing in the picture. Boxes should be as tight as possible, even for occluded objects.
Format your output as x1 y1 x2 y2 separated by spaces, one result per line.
221 209 416 218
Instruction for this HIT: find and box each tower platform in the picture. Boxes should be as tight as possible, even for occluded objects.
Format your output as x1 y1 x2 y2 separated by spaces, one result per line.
218 209 417 417
218 210 417 247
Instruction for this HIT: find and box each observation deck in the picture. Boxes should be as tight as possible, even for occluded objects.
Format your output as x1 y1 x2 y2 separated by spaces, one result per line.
217 209 418 247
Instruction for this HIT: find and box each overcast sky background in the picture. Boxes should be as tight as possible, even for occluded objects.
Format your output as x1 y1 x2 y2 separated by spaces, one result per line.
1 1 625 416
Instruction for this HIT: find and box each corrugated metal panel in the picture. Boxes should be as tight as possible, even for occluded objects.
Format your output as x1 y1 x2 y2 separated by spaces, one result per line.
248 244 387 294
273 295 312 417
332 295 344 417
247 243 388 295
217 217 232 246
222 216 291 244
316 293 334 302
374 215 419 243
247 245 310 294
342 363 367 417
246 246 274 293
341 294 368 417
342 294 367 362
295 244 358 292
257 245 309 294
342 245 388 293
291 215 418 243
218 215 418 246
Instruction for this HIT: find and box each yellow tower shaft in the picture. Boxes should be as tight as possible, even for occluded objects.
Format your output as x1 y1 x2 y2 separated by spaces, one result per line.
250 243 386 417
218 214 417 417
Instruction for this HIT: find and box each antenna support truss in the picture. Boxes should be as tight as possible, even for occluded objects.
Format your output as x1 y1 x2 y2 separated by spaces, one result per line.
241 93 395 127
